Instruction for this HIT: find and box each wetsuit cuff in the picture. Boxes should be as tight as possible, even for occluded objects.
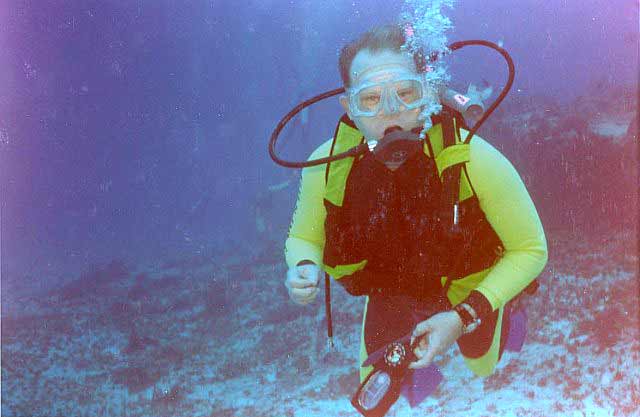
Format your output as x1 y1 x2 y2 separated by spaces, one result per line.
462 290 493 323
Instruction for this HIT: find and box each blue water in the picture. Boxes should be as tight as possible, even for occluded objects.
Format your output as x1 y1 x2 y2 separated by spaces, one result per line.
1 1 638 416
1 0 637 282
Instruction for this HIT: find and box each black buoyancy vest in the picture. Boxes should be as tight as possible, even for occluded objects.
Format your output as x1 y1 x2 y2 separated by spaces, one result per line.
323 111 504 299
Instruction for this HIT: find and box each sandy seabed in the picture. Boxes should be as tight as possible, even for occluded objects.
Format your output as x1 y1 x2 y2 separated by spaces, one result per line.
1 230 638 417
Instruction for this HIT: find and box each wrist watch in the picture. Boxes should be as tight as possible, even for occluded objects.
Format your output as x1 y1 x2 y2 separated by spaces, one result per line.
453 303 482 334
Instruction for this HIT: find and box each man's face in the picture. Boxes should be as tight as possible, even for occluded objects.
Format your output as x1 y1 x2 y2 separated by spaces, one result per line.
340 49 430 141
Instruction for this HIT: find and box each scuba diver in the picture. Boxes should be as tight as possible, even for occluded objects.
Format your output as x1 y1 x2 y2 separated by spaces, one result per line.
274 24 548 416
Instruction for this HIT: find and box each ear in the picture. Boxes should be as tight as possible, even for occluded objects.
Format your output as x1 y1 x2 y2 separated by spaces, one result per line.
339 95 350 114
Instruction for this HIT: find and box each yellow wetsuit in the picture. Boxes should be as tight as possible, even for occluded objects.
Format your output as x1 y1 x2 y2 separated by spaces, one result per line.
285 122 548 378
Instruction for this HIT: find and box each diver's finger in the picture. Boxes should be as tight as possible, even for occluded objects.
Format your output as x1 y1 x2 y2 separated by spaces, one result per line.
293 287 319 304
296 264 314 277
410 332 428 348
287 265 317 285
296 286 318 297
301 288 319 302
287 275 317 289
412 320 434 340
291 286 318 300
285 268 296 288
297 265 320 285
409 345 438 369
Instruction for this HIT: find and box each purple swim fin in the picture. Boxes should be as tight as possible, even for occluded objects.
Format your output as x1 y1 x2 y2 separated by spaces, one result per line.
360 333 443 410
505 309 527 352
400 365 443 407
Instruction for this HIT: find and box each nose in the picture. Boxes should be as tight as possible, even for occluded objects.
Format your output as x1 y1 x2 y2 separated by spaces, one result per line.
381 89 400 115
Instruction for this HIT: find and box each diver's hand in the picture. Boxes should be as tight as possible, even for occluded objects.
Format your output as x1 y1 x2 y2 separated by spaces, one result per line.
408 311 464 369
285 264 321 305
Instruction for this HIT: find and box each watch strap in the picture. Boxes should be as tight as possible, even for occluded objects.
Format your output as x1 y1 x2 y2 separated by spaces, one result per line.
454 303 481 334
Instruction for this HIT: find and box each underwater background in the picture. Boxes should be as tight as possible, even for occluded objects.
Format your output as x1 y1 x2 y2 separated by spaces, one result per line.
0 0 638 416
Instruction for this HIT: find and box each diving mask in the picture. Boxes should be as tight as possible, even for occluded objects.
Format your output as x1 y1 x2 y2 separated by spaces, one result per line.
348 69 430 118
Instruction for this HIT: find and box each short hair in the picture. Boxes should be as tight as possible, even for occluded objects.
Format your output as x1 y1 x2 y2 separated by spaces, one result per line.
338 24 426 88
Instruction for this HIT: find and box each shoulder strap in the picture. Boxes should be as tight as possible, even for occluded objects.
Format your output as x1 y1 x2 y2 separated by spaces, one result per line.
324 114 364 207
440 108 464 235
440 109 467 294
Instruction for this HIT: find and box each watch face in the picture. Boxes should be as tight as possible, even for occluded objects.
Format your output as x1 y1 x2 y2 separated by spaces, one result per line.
384 342 407 367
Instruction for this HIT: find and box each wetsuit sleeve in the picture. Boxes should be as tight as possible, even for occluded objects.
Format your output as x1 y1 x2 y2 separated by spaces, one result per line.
465 137 548 311
284 139 333 269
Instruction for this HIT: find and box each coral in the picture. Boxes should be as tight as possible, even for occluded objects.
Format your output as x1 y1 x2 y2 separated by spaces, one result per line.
485 88 638 237
152 384 185 410
202 280 231 318
111 365 161 393
293 355 311 375
58 260 130 301
218 357 247 381
259 326 306 365
161 253 211 271
209 407 238 417
123 328 159 355
156 345 185 366
262 303 302 325
327 372 358 400
127 273 149 300
128 274 182 302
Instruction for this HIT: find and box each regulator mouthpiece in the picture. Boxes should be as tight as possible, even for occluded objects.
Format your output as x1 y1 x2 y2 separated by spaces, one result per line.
370 126 423 171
